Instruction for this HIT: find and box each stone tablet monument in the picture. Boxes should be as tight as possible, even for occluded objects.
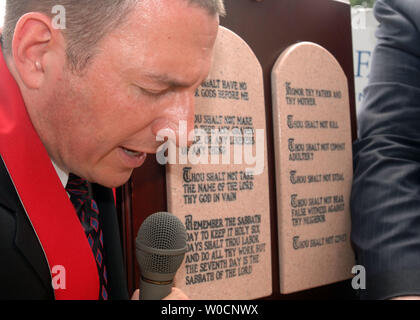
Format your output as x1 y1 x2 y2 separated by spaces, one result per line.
165 27 272 300
272 42 355 294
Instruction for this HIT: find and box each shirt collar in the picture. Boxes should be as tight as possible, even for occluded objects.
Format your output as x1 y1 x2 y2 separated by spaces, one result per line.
51 160 69 188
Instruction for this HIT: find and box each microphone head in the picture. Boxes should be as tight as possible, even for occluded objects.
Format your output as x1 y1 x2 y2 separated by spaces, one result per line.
136 212 187 281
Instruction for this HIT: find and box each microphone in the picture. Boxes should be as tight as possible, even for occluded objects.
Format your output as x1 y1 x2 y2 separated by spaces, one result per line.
135 212 187 300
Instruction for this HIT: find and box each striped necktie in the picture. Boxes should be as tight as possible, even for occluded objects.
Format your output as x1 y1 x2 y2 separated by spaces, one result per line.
66 174 109 300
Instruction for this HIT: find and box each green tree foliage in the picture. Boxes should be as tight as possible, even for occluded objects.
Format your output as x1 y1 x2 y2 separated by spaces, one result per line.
350 0 376 8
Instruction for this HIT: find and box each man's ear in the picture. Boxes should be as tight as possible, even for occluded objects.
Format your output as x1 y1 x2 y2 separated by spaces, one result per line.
12 13 65 89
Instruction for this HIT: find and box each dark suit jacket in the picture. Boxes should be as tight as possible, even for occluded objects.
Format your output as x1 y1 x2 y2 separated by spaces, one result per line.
351 0 420 300
0 156 129 300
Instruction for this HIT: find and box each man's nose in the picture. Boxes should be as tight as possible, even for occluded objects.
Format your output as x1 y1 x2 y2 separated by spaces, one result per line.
176 90 196 148
153 90 196 148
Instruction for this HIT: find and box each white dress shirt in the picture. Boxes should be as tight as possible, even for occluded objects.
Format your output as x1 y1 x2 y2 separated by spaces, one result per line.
51 161 69 189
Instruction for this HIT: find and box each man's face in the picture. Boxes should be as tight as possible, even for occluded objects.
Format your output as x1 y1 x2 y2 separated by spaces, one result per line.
38 0 219 187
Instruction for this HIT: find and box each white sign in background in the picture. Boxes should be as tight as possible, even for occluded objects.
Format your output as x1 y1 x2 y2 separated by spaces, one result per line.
351 7 379 117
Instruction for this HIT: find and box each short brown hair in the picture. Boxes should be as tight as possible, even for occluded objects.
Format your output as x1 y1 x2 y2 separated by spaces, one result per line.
1 0 225 72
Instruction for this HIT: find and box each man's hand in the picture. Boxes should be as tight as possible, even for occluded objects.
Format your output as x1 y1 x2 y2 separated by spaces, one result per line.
131 287 189 300
391 296 420 300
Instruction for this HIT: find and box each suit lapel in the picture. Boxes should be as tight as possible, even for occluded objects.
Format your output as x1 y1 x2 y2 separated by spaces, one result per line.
0 157 53 294
14 204 54 294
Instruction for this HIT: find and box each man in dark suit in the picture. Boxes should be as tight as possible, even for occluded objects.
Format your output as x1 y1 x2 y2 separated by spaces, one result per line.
0 0 223 300
0 158 129 299
351 0 420 300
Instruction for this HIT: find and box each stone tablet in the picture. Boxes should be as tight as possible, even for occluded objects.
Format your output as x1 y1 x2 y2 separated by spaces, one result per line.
165 27 272 300
272 42 355 294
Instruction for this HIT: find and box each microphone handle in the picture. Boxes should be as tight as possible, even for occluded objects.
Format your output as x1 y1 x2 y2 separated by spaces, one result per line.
139 277 173 300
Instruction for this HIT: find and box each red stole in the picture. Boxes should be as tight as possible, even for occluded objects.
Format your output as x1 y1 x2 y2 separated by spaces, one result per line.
0 51 99 300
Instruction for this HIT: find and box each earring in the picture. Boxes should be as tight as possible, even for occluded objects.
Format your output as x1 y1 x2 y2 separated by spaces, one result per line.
35 61 42 70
